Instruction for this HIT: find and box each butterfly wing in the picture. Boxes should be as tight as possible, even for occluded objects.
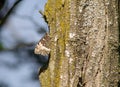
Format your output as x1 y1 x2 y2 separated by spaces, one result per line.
34 33 50 56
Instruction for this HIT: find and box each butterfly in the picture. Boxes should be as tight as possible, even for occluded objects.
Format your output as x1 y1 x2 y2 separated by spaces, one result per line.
34 33 51 56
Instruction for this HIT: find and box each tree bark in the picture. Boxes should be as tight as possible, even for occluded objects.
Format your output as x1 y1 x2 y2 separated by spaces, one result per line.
39 0 119 87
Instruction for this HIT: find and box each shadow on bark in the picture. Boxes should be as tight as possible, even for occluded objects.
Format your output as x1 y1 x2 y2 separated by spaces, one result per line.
38 54 50 75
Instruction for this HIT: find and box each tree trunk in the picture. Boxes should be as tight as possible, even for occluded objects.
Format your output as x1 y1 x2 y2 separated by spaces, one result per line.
39 0 119 87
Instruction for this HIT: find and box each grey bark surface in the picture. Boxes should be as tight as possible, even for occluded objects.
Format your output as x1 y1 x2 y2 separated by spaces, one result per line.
39 0 119 87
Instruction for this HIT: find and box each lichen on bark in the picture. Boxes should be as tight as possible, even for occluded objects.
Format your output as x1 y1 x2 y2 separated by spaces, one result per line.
40 0 70 87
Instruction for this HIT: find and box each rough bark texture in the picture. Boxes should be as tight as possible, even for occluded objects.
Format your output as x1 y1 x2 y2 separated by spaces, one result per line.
39 0 119 87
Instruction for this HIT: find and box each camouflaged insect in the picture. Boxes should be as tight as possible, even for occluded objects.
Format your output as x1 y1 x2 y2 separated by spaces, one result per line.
34 33 50 56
